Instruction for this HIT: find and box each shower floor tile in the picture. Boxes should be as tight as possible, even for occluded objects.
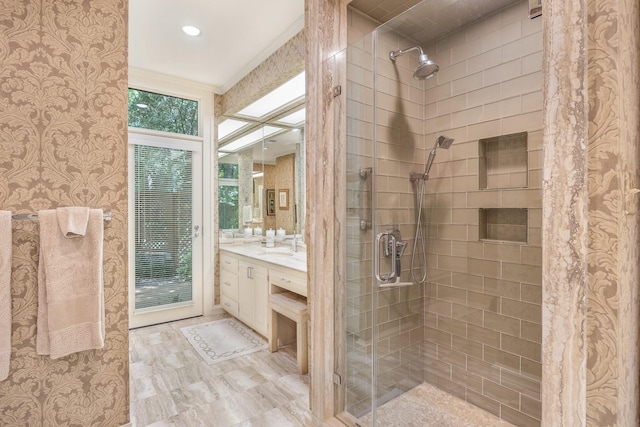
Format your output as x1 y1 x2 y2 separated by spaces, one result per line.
359 382 516 427
130 313 312 427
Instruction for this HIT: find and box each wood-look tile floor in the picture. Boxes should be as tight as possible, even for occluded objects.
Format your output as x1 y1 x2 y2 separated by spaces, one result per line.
129 314 313 427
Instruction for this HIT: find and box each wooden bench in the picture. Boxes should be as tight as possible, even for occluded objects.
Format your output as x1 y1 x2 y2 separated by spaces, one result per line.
269 291 308 375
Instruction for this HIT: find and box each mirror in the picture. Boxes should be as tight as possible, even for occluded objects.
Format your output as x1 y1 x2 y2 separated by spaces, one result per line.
218 118 305 239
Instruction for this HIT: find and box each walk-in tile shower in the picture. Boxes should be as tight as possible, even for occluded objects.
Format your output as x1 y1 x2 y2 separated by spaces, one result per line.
333 1 543 426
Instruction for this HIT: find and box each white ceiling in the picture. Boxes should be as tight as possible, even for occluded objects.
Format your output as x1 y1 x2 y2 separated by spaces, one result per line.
128 0 305 93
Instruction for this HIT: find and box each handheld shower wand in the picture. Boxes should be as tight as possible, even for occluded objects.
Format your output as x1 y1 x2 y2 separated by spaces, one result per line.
410 135 454 284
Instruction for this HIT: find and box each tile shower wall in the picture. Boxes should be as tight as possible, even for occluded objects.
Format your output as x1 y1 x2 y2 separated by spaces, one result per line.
421 2 542 426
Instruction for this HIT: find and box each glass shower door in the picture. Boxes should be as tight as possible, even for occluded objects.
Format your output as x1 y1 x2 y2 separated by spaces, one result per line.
335 17 429 426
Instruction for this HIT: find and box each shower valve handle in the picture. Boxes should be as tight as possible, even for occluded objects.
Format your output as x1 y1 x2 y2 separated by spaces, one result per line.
375 231 397 282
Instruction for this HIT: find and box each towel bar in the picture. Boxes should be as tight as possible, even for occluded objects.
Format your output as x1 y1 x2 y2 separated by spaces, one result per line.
10 208 112 221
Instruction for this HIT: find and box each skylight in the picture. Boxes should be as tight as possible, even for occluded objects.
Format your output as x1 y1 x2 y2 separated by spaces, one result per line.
219 126 284 153
236 72 305 119
275 108 306 126
218 119 251 141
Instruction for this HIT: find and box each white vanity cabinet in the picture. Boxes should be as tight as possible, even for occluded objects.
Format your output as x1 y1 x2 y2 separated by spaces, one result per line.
237 260 269 337
220 253 239 317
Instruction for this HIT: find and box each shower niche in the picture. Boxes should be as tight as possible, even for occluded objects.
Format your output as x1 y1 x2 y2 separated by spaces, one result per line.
479 208 528 243
479 131 528 189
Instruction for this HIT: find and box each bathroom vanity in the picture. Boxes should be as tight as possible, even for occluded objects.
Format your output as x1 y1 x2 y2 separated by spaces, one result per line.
219 242 307 340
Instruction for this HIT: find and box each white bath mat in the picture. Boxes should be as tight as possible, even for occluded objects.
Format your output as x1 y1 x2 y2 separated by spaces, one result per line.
181 318 267 365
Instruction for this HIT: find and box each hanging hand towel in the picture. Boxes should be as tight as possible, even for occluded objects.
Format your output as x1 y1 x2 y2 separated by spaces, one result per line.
37 207 104 359
0 211 11 380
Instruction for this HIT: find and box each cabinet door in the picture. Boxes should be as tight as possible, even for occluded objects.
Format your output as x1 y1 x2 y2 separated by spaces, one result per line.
238 261 254 325
251 264 269 336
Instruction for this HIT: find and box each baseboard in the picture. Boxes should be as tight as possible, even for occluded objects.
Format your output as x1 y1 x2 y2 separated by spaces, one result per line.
208 304 226 316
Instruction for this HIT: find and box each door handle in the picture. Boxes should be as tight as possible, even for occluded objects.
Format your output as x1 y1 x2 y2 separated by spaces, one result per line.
375 231 397 282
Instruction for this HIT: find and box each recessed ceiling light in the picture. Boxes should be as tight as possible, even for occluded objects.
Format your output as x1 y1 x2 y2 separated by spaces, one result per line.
220 126 284 153
182 25 201 37
276 108 306 125
218 119 250 141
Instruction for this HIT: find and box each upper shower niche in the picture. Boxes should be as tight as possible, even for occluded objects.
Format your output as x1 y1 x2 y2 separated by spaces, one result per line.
479 132 528 189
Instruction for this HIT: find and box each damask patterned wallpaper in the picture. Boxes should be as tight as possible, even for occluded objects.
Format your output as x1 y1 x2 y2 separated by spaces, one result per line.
0 1 129 425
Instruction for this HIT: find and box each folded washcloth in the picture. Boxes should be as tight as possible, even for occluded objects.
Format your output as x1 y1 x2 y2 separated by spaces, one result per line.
37 208 104 359
57 206 89 238
0 211 11 380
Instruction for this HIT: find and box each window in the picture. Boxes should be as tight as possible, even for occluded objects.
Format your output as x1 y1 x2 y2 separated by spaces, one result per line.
128 88 199 136
218 163 239 229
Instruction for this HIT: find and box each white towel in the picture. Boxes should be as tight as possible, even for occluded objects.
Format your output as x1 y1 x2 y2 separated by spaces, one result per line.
242 205 252 223
0 211 11 380
37 207 104 359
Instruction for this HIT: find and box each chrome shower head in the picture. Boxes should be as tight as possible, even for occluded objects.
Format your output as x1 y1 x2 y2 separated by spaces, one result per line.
389 46 439 80
435 135 454 150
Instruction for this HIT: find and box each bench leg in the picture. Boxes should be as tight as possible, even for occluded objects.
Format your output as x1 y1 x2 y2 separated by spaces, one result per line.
269 309 278 353
296 318 308 375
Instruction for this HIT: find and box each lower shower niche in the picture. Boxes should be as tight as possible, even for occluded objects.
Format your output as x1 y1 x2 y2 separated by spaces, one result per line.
479 208 528 243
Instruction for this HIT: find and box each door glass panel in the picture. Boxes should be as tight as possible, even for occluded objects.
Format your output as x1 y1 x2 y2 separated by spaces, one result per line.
134 144 194 310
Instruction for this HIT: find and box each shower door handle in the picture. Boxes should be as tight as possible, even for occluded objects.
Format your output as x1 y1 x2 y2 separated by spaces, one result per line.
375 231 397 282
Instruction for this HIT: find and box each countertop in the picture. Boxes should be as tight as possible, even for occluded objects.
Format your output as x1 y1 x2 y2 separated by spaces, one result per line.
219 240 307 273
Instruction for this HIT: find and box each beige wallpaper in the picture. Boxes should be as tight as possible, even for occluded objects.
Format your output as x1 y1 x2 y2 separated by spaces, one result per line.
0 1 129 425
275 154 296 233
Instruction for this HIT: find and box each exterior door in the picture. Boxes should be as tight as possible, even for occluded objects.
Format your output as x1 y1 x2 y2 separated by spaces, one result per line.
128 133 203 328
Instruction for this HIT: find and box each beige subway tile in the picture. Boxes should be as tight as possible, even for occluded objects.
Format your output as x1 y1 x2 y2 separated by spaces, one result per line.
467 258 501 279
521 395 542 421
484 312 520 336
502 110 543 135
466 11 502 41
453 72 484 96
521 246 542 266
528 148 543 170
429 268 452 286
452 208 479 225
500 188 542 208
438 94 467 116
502 335 541 362
452 303 483 325
522 51 543 75
502 262 542 284
438 316 467 338
377 319 400 341
425 326 452 348
424 312 438 328
502 71 542 99
466 84 502 108
425 298 453 317
467 47 502 74
453 366 484 392
521 357 542 380
502 298 541 323
451 106 484 128
483 242 522 263
483 345 520 371
521 283 542 304
521 320 542 343
452 335 483 359
437 224 467 241
468 119 503 140
451 273 483 292
467 355 502 382
429 238 453 256
437 375 467 400
468 323 500 347
438 254 469 273
501 369 541 400
528 169 542 189
376 306 389 324
485 59 522 87
451 192 468 208
468 190 501 207
435 347 466 373
486 173 510 189
509 171 528 187
437 285 467 305
467 290 499 312
500 19 523 43
528 227 542 246
451 241 484 259
451 35 484 64
469 225 480 241
484 277 521 299
522 91 543 113
501 405 541 427
483 379 520 409
466 389 501 417
436 60 467 86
